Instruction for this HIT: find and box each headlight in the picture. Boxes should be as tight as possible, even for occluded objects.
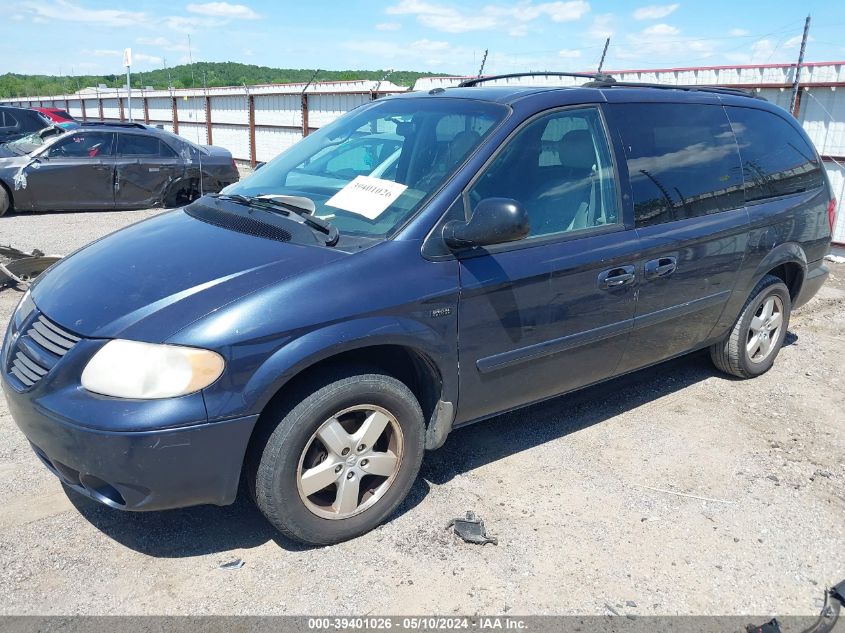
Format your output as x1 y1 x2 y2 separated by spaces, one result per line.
81 340 225 399
13 289 35 331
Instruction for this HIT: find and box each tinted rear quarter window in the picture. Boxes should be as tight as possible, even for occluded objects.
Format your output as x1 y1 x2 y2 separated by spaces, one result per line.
725 106 823 203
612 103 744 227
3 110 19 128
119 134 163 157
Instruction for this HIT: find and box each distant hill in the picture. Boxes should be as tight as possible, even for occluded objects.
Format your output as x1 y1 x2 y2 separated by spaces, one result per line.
0 62 446 98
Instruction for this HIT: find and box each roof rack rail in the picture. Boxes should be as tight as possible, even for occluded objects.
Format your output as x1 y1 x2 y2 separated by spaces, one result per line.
584 80 765 100
458 71 616 87
82 121 149 129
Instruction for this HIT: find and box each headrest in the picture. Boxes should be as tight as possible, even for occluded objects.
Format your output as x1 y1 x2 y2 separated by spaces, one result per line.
557 129 596 171
449 130 481 161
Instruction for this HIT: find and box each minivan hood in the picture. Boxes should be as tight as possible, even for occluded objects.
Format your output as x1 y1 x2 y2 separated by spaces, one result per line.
31 207 346 340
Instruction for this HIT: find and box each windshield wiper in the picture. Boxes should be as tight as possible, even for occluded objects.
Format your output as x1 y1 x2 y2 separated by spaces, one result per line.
211 193 339 246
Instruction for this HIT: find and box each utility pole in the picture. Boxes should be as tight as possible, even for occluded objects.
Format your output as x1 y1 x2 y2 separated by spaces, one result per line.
164 57 173 90
789 14 811 116
477 49 488 78
123 48 133 122
597 38 611 73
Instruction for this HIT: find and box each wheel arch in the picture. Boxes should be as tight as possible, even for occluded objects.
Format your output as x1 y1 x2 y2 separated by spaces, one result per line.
237 318 458 460
752 241 807 303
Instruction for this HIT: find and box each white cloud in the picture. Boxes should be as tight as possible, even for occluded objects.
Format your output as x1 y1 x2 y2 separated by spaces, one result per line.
134 53 163 64
558 48 582 59
728 28 749 36
784 34 813 49
376 22 402 31
161 15 226 30
17 0 252 33
20 0 148 26
642 23 679 36
589 13 614 40
385 0 589 34
186 2 259 20
750 39 776 61
411 39 450 52
136 36 191 53
614 23 717 64
632 3 679 20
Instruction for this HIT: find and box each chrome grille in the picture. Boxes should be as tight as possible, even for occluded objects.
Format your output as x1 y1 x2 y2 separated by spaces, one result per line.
8 314 80 388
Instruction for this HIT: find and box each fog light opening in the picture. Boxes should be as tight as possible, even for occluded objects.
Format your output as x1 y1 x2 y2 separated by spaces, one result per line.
79 474 127 507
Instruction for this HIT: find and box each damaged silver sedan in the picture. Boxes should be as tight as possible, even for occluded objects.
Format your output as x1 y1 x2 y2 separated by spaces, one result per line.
0 122 239 216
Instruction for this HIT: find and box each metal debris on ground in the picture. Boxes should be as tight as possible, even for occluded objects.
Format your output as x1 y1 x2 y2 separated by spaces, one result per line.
218 558 245 570
747 578 845 633
0 245 62 289
446 511 498 545
745 618 782 633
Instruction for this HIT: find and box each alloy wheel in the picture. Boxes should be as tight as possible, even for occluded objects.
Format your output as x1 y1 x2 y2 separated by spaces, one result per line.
296 405 404 520
746 295 784 363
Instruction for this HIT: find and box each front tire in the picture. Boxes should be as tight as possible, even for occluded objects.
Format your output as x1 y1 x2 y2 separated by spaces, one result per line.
710 274 791 378
0 186 10 217
252 368 425 545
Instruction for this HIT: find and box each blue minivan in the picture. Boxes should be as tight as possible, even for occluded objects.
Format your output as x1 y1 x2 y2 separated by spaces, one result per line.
1 74 835 544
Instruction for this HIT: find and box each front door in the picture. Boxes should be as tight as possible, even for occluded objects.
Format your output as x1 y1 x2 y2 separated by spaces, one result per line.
455 106 639 424
114 133 182 208
603 102 750 373
27 131 115 210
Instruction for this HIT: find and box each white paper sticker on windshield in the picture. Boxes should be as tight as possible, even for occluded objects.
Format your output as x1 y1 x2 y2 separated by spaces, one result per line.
325 176 408 220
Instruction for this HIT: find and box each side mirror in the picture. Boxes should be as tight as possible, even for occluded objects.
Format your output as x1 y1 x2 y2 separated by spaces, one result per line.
254 161 266 170
443 198 530 250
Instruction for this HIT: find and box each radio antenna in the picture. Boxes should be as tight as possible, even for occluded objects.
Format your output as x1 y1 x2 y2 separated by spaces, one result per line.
477 49 489 77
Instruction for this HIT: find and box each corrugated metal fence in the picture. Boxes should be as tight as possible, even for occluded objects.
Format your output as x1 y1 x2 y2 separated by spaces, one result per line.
2 80 406 165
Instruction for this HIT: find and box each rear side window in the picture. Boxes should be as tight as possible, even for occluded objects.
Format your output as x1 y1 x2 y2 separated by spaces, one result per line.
725 106 823 202
118 134 167 157
2 110 19 128
612 103 744 227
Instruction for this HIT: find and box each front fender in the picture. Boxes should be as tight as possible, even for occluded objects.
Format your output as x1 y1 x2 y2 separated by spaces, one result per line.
203 315 458 422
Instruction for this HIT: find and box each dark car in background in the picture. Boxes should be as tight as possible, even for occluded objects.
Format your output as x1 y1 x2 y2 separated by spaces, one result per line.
0 106 51 144
0 122 239 216
1 76 835 546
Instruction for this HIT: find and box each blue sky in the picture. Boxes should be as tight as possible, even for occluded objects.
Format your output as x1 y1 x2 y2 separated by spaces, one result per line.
2 0 844 78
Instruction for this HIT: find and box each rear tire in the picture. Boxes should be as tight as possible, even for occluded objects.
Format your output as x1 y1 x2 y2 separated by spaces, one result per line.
710 274 791 378
0 186 10 217
251 367 425 545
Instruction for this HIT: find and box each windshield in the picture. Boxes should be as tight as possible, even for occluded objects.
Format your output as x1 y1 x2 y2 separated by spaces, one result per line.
224 98 508 240
5 129 61 154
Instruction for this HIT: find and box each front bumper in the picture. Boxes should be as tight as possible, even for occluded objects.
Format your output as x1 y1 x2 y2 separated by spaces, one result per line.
3 380 258 510
2 307 259 511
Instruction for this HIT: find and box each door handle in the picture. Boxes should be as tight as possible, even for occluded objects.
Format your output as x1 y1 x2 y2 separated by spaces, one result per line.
598 265 636 289
645 256 677 279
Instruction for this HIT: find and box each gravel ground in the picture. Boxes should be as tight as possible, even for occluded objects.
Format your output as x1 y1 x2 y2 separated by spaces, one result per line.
0 206 843 616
